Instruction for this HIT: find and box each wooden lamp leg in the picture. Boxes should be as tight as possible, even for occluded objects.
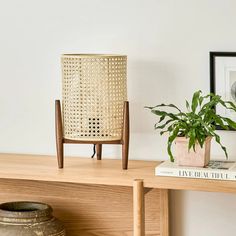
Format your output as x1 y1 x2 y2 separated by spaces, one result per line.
55 100 64 168
122 101 130 170
96 144 102 160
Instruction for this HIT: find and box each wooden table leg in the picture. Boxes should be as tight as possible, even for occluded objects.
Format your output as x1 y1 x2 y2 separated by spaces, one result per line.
160 189 169 236
133 179 145 236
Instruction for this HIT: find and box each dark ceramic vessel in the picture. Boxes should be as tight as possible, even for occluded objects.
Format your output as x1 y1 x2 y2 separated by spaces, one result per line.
0 201 66 236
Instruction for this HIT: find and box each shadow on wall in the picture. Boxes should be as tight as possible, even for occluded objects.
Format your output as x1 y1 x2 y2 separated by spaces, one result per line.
128 59 181 133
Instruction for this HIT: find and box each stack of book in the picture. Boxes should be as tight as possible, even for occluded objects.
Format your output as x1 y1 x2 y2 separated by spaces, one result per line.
155 160 236 181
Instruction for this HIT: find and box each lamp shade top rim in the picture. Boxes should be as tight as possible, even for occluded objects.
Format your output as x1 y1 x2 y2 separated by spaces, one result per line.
62 54 127 58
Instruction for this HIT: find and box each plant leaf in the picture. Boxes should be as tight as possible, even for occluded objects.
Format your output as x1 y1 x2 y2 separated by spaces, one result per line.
188 129 196 151
167 127 180 162
191 90 201 113
214 133 228 158
148 103 182 113
186 100 190 111
221 117 236 129
155 119 174 129
151 110 180 120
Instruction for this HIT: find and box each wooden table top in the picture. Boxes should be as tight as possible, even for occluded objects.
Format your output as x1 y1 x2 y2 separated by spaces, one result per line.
1 153 236 193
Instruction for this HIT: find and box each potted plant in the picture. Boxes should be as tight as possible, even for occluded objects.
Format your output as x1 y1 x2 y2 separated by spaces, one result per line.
146 90 236 167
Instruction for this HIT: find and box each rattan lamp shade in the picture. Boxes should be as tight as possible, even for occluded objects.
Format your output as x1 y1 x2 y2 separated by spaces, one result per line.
61 54 127 141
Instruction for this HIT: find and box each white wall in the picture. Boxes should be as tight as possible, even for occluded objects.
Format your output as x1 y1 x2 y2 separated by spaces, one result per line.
1 0 236 235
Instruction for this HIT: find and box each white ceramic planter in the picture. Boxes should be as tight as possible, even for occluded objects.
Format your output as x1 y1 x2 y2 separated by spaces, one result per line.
175 136 212 167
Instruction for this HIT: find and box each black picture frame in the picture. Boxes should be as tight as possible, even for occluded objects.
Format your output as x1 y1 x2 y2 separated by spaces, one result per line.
210 51 236 130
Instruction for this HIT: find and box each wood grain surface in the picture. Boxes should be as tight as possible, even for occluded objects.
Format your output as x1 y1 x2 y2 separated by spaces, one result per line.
133 180 145 236
0 153 235 193
0 179 161 236
160 189 169 236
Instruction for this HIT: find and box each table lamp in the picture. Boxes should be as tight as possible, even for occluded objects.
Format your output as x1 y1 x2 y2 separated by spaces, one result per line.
55 54 129 169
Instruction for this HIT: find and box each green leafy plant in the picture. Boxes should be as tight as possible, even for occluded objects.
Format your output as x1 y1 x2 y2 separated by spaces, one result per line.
145 90 236 162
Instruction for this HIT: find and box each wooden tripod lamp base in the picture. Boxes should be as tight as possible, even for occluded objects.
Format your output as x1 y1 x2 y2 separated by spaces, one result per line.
55 100 130 170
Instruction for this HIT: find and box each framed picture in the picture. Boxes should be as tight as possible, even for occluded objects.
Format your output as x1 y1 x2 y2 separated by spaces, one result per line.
210 51 236 130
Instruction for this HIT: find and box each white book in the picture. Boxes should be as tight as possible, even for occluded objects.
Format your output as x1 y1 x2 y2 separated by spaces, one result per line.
155 160 236 181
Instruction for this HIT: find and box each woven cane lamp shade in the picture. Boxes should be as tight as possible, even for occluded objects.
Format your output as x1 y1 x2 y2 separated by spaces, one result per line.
61 54 127 141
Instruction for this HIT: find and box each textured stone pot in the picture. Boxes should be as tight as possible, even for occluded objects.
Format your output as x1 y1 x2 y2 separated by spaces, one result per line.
175 136 212 167
0 201 66 236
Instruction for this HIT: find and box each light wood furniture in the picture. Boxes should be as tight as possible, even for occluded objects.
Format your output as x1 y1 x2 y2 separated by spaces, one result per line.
2 154 235 236
0 153 167 236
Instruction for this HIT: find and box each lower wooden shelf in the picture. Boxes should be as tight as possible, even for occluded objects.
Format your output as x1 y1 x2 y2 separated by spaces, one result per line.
0 153 169 236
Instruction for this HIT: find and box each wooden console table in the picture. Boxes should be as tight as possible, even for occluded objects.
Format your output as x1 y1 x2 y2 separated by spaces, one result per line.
1 154 235 236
